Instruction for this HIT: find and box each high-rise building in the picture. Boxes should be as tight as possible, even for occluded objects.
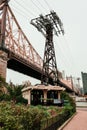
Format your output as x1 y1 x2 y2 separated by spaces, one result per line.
81 72 87 95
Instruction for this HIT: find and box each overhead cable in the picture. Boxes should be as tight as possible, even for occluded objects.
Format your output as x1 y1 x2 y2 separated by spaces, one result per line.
43 0 52 10
31 0 43 14
14 0 36 17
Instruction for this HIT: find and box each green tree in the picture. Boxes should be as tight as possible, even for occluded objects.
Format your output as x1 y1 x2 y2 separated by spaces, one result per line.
6 84 28 104
0 76 27 104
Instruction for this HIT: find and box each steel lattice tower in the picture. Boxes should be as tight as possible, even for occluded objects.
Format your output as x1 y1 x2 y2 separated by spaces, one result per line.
31 11 64 85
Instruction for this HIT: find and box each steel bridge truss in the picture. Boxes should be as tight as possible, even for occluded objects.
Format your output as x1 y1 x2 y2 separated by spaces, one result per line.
0 1 43 69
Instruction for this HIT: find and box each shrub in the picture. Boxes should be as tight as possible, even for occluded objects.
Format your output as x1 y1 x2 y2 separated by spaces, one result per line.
0 102 46 130
61 91 76 112
0 102 23 129
0 101 76 130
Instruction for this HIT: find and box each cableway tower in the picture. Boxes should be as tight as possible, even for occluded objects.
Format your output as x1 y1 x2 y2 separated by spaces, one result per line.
31 11 64 85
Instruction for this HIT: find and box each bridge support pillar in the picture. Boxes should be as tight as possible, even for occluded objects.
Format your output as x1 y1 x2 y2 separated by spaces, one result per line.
0 50 8 80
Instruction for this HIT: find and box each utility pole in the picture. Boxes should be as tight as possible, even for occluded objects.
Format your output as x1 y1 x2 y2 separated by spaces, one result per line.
31 11 64 85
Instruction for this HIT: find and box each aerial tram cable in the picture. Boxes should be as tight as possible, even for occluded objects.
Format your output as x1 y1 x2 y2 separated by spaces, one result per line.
30 0 44 14
63 36 78 72
35 0 49 13
54 40 71 72
13 0 36 17
43 0 52 10
10 3 29 19
56 37 74 72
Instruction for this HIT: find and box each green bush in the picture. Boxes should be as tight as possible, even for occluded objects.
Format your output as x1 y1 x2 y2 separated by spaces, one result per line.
0 76 5 85
61 91 76 112
0 101 76 130
0 102 48 130
0 102 23 129
40 105 74 130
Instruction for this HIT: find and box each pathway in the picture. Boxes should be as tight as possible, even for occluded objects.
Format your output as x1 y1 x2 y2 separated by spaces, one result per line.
62 109 87 130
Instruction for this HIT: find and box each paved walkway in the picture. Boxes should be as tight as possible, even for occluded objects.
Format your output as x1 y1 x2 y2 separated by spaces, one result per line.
62 108 87 130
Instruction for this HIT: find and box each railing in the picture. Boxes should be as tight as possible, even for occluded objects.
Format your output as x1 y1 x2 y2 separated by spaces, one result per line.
31 98 64 106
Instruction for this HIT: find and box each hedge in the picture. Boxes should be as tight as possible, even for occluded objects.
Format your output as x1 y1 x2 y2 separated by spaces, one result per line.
0 102 50 130
40 106 74 130
0 101 75 130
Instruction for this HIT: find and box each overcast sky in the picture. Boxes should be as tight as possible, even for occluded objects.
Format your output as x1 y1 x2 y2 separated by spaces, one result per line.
6 0 87 86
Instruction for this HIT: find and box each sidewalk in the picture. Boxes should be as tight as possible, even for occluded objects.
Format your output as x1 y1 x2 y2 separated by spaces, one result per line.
62 109 87 130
